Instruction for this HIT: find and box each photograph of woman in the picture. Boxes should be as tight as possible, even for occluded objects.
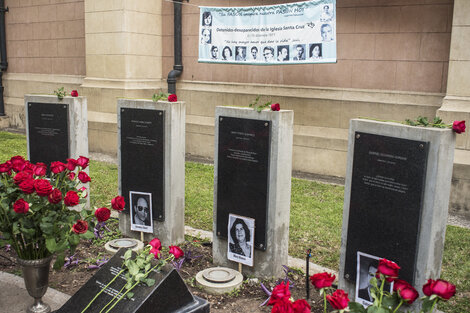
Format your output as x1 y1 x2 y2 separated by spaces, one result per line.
309 43 322 60
227 214 254 266
222 46 233 61
202 11 212 26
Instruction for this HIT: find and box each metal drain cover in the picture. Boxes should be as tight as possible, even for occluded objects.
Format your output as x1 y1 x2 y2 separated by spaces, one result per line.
202 267 236 283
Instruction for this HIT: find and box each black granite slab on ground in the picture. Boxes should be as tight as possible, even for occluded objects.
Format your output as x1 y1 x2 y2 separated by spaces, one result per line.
54 249 209 313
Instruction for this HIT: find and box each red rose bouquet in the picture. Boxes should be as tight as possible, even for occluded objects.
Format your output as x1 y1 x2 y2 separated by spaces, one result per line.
0 155 124 268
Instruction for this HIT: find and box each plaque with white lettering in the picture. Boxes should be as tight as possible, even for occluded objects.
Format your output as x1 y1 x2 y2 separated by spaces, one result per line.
344 132 429 284
216 116 270 251
27 102 69 166
120 108 164 222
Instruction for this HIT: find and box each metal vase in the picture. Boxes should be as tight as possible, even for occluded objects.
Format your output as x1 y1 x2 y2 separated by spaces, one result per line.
17 255 53 313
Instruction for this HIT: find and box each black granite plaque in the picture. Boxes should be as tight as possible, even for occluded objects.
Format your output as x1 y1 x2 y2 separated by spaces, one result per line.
121 108 164 221
27 102 69 166
216 116 270 251
344 132 429 284
54 249 209 313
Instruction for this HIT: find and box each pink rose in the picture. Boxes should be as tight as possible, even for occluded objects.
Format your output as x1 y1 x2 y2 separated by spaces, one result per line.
95 207 111 222
72 220 88 234
76 156 89 169
268 282 291 305
376 258 400 282
78 171 91 183
64 191 80 206
34 179 53 196
51 161 66 174
310 272 335 289
168 94 177 102
326 289 349 310
111 196 125 211
169 245 184 259
150 247 161 259
149 238 162 250
13 199 29 214
271 103 280 111
48 188 62 204
71 90 78 97
452 120 466 134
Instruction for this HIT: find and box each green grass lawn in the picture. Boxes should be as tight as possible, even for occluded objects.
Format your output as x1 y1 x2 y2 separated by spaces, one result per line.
1 130 469 312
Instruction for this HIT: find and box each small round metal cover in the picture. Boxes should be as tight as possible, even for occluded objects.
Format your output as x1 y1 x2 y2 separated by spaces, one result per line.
109 238 138 249
202 267 236 283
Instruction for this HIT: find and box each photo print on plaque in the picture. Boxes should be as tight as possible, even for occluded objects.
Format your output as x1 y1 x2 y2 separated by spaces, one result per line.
130 191 153 233
227 214 255 267
356 252 394 307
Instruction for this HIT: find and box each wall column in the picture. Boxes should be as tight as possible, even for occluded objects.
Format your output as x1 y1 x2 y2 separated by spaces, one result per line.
81 0 165 154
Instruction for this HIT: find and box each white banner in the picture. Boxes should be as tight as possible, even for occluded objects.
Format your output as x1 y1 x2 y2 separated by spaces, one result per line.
199 0 336 65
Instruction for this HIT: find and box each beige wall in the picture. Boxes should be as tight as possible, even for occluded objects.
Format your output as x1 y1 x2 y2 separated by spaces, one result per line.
162 0 452 93
5 0 86 76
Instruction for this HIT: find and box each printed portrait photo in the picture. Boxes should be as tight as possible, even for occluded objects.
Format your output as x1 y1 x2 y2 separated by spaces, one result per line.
227 214 255 267
130 191 153 233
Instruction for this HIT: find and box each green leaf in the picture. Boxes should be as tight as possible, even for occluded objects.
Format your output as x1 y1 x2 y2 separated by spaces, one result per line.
53 253 65 269
81 230 95 240
46 238 57 253
128 261 139 276
145 263 151 272
39 222 54 235
348 302 367 313
366 306 390 313
382 293 399 309
144 278 155 287
69 233 80 246
135 273 145 282
126 292 134 299
124 249 133 260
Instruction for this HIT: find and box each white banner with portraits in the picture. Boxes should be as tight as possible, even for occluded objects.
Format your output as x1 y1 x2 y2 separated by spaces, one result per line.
227 214 255 267
130 191 153 233
199 0 336 65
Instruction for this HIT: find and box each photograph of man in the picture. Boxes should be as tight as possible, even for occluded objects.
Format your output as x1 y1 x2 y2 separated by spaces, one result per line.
202 11 212 26
201 28 211 44
356 252 393 307
235 46 247 61
277 45 289 61
250 46 259 60
309 43 322 59
320 23 334 41
130 191 153 233
320 4 333 22
222 46 232 60
210 46 218 60
293 44 305 60
227 214 255 267
263 46 274 62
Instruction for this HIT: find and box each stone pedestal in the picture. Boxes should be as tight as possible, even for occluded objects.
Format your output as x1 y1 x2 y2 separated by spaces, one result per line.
339 119 455 309
118 99 185 246
212 106 293 278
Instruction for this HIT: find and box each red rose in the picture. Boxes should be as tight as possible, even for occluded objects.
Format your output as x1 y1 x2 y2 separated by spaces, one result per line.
76 156 89 169
71 90 78 97
72 220 88 234
399 285 419 304
95 207 111 222
310 272 336 289
51 161 66 174
111 196 125 211
271 103 280 111
271 298 294 313
78 171 91 183
22 162 34 174
424 279 456 300
13 199 29 214
452 120 466 134
10 156 26 172
48 188 62 204
78 186 88 198
326 289 349 310
169 245 184 259
292 299 311 313
34 179 53 196
150 247 161 259
268 282 291 305
14 171 32 185
376 259 400 282
64 191 80 206
168 94 177 102
149 238 162 250
68 172 76 180
393 279 411 292
0 161 12 174
19 179 35 194
66 158 78 171
33 163 47 176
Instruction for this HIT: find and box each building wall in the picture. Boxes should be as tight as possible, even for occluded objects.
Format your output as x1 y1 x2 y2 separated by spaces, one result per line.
5 0 86 76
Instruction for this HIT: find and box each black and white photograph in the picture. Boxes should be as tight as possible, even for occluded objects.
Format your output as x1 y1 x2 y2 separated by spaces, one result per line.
356 252 394 307
227 214 255 267
130 191 153 233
